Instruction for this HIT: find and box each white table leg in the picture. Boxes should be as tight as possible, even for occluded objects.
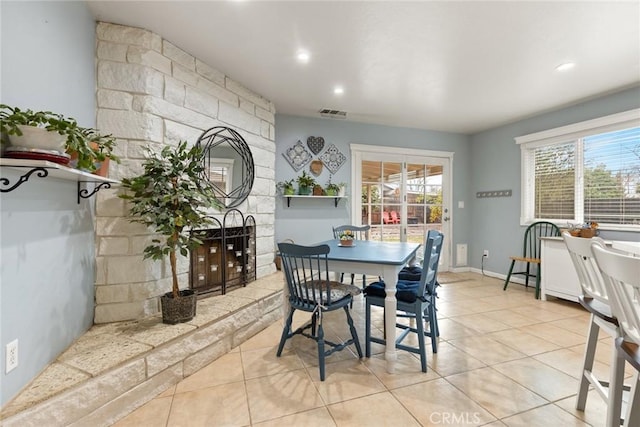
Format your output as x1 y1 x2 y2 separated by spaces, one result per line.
383 265 398 373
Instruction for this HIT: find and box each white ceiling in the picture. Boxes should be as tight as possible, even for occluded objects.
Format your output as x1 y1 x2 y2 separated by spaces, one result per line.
86 1 640 134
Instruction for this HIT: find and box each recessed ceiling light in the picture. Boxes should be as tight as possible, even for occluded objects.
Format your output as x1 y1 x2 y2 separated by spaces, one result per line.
333 86 344 95
556 62 575 72
296 50 310 63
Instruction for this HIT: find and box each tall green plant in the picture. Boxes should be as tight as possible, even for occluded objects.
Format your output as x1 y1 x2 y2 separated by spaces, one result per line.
120 141 220 298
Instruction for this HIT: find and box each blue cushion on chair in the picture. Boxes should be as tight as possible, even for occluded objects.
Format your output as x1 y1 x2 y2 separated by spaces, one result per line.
363 280 420 303
398 265 422 281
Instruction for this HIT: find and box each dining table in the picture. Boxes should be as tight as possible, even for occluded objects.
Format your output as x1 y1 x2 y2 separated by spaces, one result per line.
314 238 421 373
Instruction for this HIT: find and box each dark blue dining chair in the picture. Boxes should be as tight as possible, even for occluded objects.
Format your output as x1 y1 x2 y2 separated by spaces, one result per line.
363 229 444 372
277 242 363 381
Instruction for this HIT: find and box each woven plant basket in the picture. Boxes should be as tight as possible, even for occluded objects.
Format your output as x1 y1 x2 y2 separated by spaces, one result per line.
580 228 597 238
160 289 197 324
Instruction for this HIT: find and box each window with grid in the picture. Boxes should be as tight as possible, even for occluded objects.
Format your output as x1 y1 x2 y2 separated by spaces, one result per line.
519 109 640 230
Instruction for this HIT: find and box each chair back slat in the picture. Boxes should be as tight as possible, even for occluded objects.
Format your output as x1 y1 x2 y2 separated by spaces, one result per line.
332 224 370 241
562 232 610 304
592 243 640 345
523 221 561 259
278 242 334 306
418 230 444 297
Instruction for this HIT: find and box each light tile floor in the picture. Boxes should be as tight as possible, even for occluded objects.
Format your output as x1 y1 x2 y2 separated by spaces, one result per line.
113 272 627 427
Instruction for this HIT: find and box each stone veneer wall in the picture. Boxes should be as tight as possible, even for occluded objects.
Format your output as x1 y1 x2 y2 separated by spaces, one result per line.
94 22 276 323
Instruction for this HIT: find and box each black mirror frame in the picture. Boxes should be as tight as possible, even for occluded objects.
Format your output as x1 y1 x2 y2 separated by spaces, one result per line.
196 126 255 209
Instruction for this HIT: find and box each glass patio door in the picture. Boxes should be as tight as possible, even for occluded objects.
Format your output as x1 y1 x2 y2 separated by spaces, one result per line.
361 159 404 242
353 146 451 269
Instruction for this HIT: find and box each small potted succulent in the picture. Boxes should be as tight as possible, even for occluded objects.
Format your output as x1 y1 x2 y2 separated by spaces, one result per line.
0 104 118 175
338 229 355 246
325 176 341 196
277 179 295 196
296 170 315 195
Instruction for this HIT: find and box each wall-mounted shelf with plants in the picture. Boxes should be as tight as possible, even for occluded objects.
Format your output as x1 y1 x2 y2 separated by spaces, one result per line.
0 104 119 176
0 158 118 203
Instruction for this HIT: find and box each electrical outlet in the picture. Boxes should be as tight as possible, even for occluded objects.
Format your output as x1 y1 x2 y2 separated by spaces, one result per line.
483 250 489 258
6 339 18 373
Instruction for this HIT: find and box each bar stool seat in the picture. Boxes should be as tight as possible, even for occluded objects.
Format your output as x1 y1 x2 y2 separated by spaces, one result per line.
593 243 640 427
563 233 625 427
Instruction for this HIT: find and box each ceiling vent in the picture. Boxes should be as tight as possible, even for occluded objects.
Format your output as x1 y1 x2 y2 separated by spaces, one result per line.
319 109 347 119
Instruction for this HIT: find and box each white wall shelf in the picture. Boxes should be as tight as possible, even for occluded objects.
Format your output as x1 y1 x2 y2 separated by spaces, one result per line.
283 195 345 208
0 158 119 203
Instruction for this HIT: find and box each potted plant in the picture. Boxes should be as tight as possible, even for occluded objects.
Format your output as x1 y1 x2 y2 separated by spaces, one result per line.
338 229 355 246
296 170 315 195
277 179 295 196
0 104 118 174
68 127 118 176
119 141 220 324
325 176 341 196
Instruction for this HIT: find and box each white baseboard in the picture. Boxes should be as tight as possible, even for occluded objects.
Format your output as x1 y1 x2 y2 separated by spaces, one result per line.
467 267 528 285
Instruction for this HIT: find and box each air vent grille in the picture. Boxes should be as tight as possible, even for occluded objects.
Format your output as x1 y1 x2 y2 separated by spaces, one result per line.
319 109 347 119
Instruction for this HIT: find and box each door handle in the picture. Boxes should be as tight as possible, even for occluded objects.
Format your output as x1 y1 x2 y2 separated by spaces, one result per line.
443 217 450 222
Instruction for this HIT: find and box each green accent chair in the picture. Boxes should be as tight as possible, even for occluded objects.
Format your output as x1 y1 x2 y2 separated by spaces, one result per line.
503 221 560 299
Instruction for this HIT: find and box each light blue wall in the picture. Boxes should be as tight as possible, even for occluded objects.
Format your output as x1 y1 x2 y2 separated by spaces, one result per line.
276 87 639 275
274 115 471 252
1 1 96 127
468 87 640 274
1 1 96 406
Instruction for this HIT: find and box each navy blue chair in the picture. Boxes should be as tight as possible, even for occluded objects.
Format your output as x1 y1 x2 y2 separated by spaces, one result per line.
396 255 441 340
363 230 444 372
277 242 363 381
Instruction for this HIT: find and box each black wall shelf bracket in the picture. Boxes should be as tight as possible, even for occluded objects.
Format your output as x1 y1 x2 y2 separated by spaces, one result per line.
77 181 113 204
1 159 119 202
0 167 49 193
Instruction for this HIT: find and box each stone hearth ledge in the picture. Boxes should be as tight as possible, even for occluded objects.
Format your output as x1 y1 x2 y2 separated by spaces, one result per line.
0 272 285 426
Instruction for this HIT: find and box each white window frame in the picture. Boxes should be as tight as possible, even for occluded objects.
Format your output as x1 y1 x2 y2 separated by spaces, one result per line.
518 108 640 231
209 158 234 197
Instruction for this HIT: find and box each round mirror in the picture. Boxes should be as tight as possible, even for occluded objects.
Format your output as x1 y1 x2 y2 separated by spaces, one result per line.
196 126 254 209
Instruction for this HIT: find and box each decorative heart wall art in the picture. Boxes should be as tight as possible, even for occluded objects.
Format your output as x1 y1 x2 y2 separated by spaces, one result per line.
320 144 346 174
307 136 325 155
283 140 312 171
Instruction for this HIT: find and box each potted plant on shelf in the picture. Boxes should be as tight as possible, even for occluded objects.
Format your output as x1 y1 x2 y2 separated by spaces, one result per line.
0 104 118 175
67 127 118 176
119 141 220 324
296 170 315 195
276 179 295 196
325 176 341 196
338 229 355 246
